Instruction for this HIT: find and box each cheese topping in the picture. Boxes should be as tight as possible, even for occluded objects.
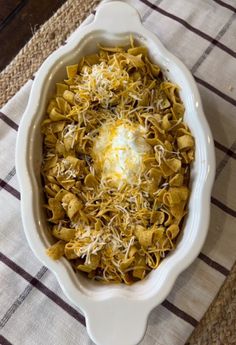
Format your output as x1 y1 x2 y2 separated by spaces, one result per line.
93 120 151 186
78 63 130 108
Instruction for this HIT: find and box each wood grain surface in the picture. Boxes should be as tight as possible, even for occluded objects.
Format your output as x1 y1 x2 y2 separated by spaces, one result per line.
0 0 66 71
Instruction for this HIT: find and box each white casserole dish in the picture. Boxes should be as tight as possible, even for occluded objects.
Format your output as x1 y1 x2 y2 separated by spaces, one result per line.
16 2 215 345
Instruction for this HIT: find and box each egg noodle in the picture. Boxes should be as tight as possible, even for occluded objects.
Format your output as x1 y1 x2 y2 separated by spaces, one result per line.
41 37 195 284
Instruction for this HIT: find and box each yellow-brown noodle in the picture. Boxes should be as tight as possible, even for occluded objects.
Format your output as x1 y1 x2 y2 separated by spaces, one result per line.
41 37 195 284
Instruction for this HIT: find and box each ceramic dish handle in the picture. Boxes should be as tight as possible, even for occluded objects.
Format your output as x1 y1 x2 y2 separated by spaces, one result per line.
93 1 142 33
86 300 149 345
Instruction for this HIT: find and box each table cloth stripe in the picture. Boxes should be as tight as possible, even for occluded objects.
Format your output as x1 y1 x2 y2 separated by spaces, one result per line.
0 267 47 329
0 335 13 345
0 251 199 327
0 112 18 131
213 0 236 12
0 253 86 326
140 0 236 58
194 76 236 106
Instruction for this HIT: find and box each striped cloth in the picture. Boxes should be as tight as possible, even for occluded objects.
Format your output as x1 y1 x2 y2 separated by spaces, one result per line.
1 1 236 344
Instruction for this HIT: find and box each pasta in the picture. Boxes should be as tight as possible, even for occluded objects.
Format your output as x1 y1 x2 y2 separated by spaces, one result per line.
41 37 195 284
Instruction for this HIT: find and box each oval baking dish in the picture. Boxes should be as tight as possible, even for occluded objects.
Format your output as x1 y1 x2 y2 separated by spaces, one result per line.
16 2 215 345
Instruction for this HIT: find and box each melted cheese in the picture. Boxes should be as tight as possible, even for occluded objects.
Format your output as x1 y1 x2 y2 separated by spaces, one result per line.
93 120 151 186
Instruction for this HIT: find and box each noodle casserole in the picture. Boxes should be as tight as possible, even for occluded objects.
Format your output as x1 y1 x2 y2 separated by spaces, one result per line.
42 38 195 284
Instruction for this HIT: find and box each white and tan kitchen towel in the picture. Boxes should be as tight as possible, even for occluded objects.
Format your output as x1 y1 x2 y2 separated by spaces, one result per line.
0 0 236 344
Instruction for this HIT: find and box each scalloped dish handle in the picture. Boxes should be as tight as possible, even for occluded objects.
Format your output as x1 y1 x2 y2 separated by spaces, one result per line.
86 300 149 345
93 1 142 32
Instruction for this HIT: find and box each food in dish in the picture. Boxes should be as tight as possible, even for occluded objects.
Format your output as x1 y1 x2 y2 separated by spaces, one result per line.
41 37 195 284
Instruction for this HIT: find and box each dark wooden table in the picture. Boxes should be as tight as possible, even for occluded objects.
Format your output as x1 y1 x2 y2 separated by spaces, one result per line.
0 0 67 72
